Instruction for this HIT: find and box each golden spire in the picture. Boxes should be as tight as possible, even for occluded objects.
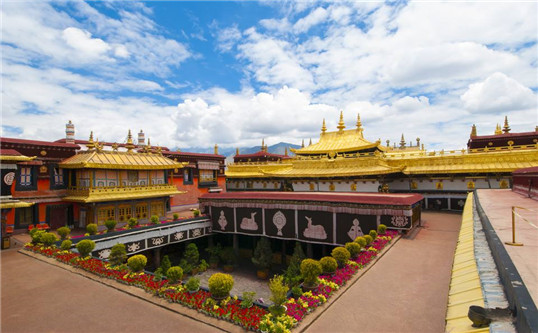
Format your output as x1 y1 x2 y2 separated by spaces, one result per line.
309 138 312 146
112 142 118 151
502 116 511 133
284 147 288 156
236 147 239 155
337 111 345 132
86 131 95 150
214 144 219 155
399 134 406 148
301 139 304 148
356 113 362 129
470 124 477 137
494 123 502 135
261 138 265 152
386 139 390 147
125 129 136 153
321 118 327 134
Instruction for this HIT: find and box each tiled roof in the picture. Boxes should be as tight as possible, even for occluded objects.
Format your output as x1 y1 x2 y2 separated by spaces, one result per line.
59 150 187 170
164 151 225 159
293 128 383 155
1 137 80 149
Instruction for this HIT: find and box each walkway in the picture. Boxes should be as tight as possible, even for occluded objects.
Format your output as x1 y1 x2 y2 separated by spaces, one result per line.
303 211 462 333
1 246 219 333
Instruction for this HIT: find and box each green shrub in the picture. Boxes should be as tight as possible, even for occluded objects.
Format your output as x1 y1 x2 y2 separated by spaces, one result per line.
269 275 289 308
198 259 209 272
166 266 183 284
240 291 256 308
76 239 95 258
104 220 116 232
160 255 171 276
60 240 72 251
109 243 127 266
252 237 272 270
320 256 338 274
331 247 351 267
291 285 303 298
363 234 373 246
179 259 193 275
57 227 71 240
183 243 199 267
345 242 361 258
369 230 378 240
193 209 200 217
86 223 98 235
206 243 222 266
220 247 236 266
41 232 58 247
30 229 45 245
378 224 387 234
153 268 163 281
127 254 147 272
173 213 179 220
208 273 234 298
150 215 159 225
128 217 138 229
354 236 367 248
284 242 306 287
185 276 200 292
300 259 322 287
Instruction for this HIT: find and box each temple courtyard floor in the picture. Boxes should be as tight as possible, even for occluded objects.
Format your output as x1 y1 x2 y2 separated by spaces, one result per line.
2 211 461 333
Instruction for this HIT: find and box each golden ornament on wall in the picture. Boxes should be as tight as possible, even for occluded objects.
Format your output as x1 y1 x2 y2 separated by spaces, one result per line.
467 181 475 189
410 181 417 189
40 165 47 173
350 183 357 191
309 183 315 191
436 182 443 190
40 150 47 156
329 183 335 191
499 180 508 189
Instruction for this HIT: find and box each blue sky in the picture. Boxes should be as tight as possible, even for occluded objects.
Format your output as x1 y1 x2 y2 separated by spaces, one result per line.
1 1 537 151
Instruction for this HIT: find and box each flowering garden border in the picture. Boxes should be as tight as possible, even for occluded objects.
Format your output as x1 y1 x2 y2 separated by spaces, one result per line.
24 230 397 332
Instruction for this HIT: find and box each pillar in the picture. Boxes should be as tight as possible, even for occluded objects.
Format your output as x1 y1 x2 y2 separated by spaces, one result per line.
307 243 313 258
233 234 239 257
322 245 327 257
153 247 161 268
281 240 286 265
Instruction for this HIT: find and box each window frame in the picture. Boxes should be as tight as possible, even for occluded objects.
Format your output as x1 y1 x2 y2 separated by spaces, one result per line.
15 166 37 191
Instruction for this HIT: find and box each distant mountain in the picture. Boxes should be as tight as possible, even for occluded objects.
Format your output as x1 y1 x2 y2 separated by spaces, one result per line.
181 142 301 159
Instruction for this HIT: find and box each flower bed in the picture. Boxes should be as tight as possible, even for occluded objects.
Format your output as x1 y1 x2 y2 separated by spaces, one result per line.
24 230 396 332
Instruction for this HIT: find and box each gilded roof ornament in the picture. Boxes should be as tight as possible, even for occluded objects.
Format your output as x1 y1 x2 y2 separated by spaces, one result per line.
502 116 511 133
301 139 305 148
337 111 346 132
86 131 95 150
309 138 312 146
125 129 136 153
214 144 219 155
470 124 477 137
261 138 266 152
321 119 327 134
494 123 502 135
284 147 288 156
400 134 406 148
356 113 362 129
236 147 239 155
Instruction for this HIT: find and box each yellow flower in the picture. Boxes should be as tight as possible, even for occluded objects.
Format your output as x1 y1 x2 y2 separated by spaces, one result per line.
213 305 219 310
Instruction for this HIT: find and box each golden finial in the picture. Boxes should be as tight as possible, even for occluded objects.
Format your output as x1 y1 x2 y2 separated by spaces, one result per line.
416 137 420 147
176 148 181 152
214 144 219 155
86 131 95 149
502 116 511 133
301 139 305 148
321 118 327 133
285 147 288 156
337 111 345 132
236 147 239 155
400 134 406 148
157 146 162 155
112 142 118 151
356 113 362 129
125 129 136 153
309 138 312 146
386 139 390 147
261 138 265 152
494 123 502 135
470 124 477 137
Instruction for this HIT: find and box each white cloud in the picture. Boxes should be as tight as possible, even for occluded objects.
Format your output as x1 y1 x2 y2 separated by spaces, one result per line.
62 27 112 59
215 25 242 52
293 7 328 33
461 72 537 113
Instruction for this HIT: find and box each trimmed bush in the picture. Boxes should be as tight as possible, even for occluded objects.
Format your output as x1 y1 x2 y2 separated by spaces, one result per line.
208 273 234 298
86 223 98 235
345 242 361 258
331 247 351 267
206 243 222 266
128 217 138 229
300 259 322 287
150 215 159 225
185 276 200 292
369 230 378 240
198 259 209 272
252 237 272 270
41 232 58 247
284 242 306 287
166 266 183 284
127 254 147 272
76 239 95 258
57 227 71 240
60 239 72 251
269 275 289 308
193 209 200 217
30 229 45 245
378 224 387 234
320 256 338 274
240 291 256 308
363 234 373 246
160 255 171 276
183 243 199 267
220 247 236 266
173 213 179 220
109 243 127 266
105 220 116 232
354 236 367 248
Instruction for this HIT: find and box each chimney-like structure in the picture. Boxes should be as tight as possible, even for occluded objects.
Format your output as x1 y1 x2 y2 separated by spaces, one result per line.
66 120 75 144
138 130 145 146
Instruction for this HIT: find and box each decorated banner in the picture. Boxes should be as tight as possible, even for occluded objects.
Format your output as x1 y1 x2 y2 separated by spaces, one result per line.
211 207 235 232
236 208 263 235
264 209 296 239
335 213 377 245
297 210 333 244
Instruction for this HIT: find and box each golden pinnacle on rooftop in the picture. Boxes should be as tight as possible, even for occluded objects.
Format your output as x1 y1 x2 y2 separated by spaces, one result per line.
470 124 477 137
494 123 502 135
125 129 136 153
400 134 406 148
321 118 327 133
309 138 312 146
236 147 239 155
301 139 305 148
86 131 95 150
356 113 362 129
503 116 511 133
337 111 346 132
214 144 219 155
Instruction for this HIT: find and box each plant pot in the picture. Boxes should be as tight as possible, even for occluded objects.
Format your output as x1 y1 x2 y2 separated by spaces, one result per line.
187 287 200 294
301 282 319 293
322 271 336 277
222 265 234 272
256 269 269 280
209 262 218 269
211 293 229 303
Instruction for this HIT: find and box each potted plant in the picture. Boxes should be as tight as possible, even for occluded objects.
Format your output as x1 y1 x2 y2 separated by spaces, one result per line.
166 266 183 284
300 259 322 292
127 217 138 229
76 239 95 259
185 276 200 293
354 236 367 250
173 213 179 221
319 256 337 275
252 237 272 279
127 254 147 273
363 234 373 247
109 243 127 266
206 243 222 269
268 274 288 316
331 247 351 268
208 273 234 301
377 224 387 235
284 242 306 287
86 223 98 236
240 291 256 308
220 247 236 272
104 220 116 232
57 226 71 240
183 243 200 274
150 215 159 225
369 229 378 241
345 242 361 259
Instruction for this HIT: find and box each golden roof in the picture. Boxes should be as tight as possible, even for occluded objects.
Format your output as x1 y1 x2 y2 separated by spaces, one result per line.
0 155 36 162
0 200 34 209
62 184 185 203
293 129 384 155
59 150 187 170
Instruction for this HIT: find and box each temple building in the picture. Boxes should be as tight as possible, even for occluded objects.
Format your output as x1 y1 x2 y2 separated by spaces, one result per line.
225 112 538 210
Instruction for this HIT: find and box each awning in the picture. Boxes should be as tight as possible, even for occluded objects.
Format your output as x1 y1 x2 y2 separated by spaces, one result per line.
198 161 220 170
0 200 34 209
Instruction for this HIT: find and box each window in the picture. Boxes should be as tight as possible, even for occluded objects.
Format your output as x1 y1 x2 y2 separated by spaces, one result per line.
199 170 216 184
127 170 139 183
97 206 115 225
135 203 148 219
15 207 34 229
16 166 36 191
118 205 132 222
183 168 193 185
150 201 164 217
50 165 67 190
20 167 32 186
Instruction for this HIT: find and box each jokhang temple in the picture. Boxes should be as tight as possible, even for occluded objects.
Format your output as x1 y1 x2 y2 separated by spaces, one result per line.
226 113 538 210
